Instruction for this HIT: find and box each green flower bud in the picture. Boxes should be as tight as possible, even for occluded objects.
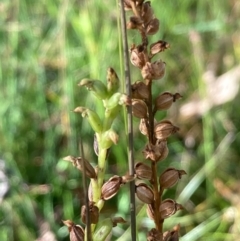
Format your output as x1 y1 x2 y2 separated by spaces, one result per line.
74 107 102 133
93 218 113 241
100 129 119 149
78 79 108 100
107 67 120 95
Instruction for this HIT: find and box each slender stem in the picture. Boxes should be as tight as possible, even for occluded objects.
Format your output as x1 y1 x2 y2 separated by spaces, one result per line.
146 80 161 232
79 138 92 241
120 0 136 240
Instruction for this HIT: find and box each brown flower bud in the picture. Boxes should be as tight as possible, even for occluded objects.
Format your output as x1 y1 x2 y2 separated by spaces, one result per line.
146 204 154 220
146 18 159 35
154 92 182 112
131 81 149 99
127 16 143 29
63 220 85 241
141 60 165 80
135 162 152 180
159 199 183 219
132 99 148 118
135 183 154 204
142 2 154 25
154 120 179 140
147 228 162 241
81 202 99 224
101 175 122 200
130 45 146 69
159 168 187 189
150 40 170 56
139 118 148 136
142 140 168 162
63 156 96 179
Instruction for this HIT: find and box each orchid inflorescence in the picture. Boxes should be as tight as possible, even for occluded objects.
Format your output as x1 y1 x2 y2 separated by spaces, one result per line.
63 1 186 240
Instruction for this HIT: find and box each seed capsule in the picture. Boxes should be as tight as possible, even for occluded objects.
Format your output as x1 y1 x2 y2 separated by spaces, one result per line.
150 40 170 56
135 183 154 204
127 16 143 29
63 220 85 241
159 199 183 219
142 140 168 162
135 162 152 180
132 99 148 118
159 168 187 189
146 204 154 220
147 228 162 241
154 92 182 112
146 18 160 35
131 81 149 100
130 44 146 69
101 175 122 200
154 120 179 140
141 60 165 80
81 202 99 224
141 1 154 25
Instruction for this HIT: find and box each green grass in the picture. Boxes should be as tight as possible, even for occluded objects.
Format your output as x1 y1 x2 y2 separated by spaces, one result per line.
0 0 239 240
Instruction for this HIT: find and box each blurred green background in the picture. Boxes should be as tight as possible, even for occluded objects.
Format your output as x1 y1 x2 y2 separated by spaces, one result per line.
0 0 240 240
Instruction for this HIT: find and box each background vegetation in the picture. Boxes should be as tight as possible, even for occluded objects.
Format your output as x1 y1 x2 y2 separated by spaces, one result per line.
0 0 239 240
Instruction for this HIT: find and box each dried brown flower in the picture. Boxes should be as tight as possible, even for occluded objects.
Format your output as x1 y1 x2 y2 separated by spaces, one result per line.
141 60 166 80
130 45 146 69
159 199 183 219
131 81 149 99
146 18 160 35
150 40 170 56
81 202 99 224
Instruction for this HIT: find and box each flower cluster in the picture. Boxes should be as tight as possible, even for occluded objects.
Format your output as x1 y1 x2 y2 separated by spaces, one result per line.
124 0 186 240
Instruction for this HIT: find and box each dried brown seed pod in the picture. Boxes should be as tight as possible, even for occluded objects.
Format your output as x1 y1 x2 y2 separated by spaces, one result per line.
141 1 154 25
141 60 165 80
139 118 148 136
135 162 152 180
131 81 149 99
154 120 179 140
146 18 160 35
159 199 183 219
147 228 162 241
63 156 96 179
163 224 180 241
63 220 85 241
132 99 148 118
154 92 182 112
101 175 122 200
150 40 170 56
159 168 187 189
135 183 154 204
81 202 99 224
130 45 146 69
142 140 168 162
146 204 154 220
127 16 143 29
